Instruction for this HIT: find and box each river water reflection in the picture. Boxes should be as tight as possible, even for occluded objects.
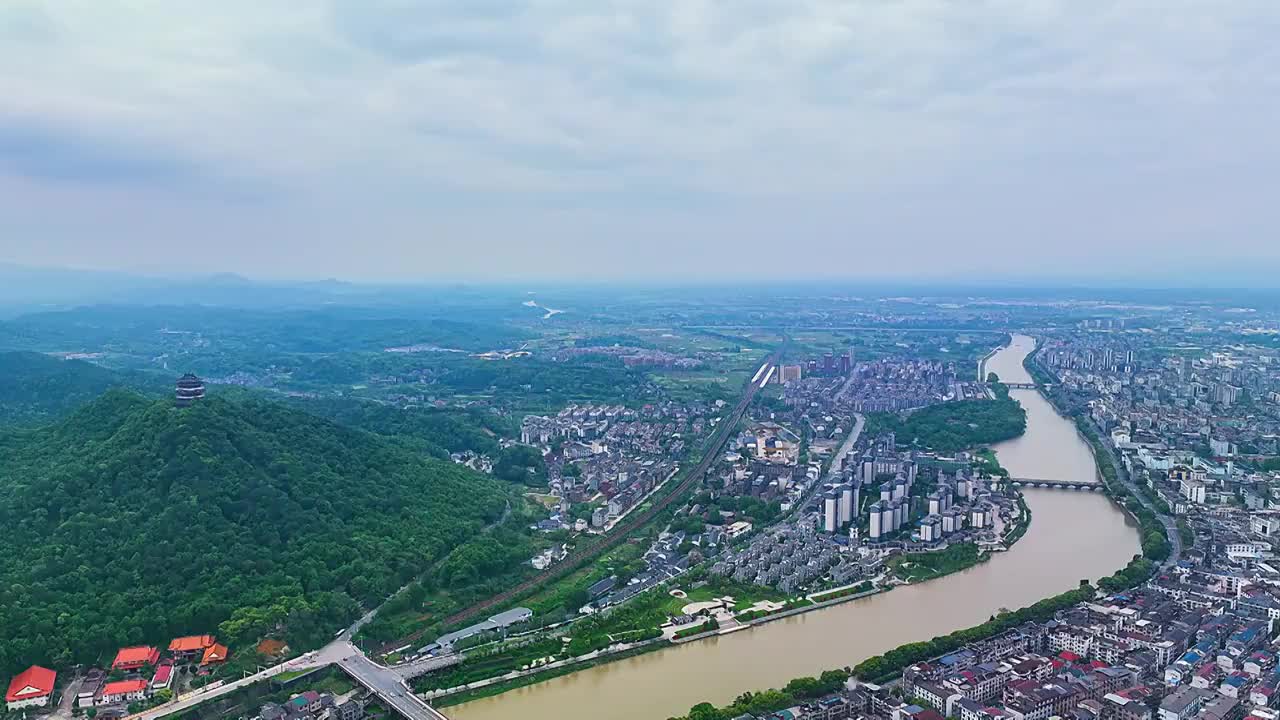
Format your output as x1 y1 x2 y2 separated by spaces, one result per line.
450 336 1139 720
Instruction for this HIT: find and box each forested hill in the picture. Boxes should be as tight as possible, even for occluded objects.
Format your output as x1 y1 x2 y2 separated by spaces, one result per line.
0 351 160 425
0 391 512 674
863 386 1027 454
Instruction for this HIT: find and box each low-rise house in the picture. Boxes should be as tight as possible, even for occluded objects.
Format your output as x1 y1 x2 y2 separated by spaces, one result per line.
894 704 946 720
912 680 958 712
1004 656 1055 683
1003 680 1082 720
801 694 848 720
289 691 326 715
1218 672 1249 699
1244 653 1274 677
955 700 1011 720
1198 695 1238 720
1250 676 1279 708
953 697 985 720
1160 687 1211 720
259 690 346 720
944 664 1010 703
151 661 175 691
98 678 148 706
1103 686 1155 720
77 672 104 710
335 697 366 720
1191 663 1220 690
5 665 56 711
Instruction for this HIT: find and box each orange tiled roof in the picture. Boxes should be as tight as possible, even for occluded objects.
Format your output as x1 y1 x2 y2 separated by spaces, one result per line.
6 666 56 702
102 678 148 696
111 646 159 669
256 639 287 657
201 643 229 665
169 635 216 652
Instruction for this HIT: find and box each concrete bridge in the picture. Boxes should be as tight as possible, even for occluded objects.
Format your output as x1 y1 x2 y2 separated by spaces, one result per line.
123 641 459 720
338 652 455 720
1009 479 1103 491
1001 382 1051 390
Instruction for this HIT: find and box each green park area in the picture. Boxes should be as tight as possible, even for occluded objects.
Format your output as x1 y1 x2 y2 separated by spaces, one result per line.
888 543 986 583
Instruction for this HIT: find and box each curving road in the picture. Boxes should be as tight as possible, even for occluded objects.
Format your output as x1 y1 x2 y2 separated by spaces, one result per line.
1086 417 1183 567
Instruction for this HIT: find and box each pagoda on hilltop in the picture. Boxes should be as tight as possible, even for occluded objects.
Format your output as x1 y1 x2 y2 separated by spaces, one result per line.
175 373 207 407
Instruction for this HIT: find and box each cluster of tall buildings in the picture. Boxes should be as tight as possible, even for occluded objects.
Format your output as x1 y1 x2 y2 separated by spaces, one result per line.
842 359 977 412
822 483 859 534
774 348 855 386
819 432 1005 544
1041 346 1138 374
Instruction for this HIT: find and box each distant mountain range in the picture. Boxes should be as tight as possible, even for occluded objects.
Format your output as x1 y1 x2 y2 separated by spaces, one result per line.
2 261 1278 315
0 263 383 312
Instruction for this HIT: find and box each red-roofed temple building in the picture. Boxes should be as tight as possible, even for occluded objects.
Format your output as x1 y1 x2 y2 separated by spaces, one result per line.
169 635 217 662
6 666 57 711
111 646 160 672
98 679 148 706
201 643 229 666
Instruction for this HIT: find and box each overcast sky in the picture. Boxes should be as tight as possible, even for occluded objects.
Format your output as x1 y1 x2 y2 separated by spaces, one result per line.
1 1 1277 282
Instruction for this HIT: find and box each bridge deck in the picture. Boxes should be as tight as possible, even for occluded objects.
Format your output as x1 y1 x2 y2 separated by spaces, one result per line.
1008 478 1101 490
340 655 452 720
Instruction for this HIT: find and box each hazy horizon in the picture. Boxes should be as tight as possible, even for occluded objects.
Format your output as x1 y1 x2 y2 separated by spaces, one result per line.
2 2 1277 281
7 259 1280 294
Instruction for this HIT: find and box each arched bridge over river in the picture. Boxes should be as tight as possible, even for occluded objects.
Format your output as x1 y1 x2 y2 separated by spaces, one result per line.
1008 479 1103 491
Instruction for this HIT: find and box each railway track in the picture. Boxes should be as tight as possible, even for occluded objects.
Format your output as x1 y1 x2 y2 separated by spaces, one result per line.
384 346 784 652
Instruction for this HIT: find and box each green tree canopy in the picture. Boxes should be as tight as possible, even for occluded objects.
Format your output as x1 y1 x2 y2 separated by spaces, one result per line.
0 391 512 674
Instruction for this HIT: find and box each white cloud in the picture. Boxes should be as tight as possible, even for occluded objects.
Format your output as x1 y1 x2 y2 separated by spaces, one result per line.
0 0 1276 279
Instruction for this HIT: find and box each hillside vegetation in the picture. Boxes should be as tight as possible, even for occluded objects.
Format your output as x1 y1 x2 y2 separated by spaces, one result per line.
864 386 1026 453
0 351 160 425
279 395 516 458
0 391 512 674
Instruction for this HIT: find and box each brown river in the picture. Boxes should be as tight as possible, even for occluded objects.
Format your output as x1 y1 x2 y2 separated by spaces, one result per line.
449 335 1139 720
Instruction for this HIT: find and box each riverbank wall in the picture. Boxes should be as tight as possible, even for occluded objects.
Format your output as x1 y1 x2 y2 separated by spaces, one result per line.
977 332 1019 380
1020 344 1119 493
425 584 890 705
1020 341 1172 577
672 586 888 646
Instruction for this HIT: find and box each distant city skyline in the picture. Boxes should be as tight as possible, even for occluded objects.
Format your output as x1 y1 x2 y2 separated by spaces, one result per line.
1 2 1277 281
